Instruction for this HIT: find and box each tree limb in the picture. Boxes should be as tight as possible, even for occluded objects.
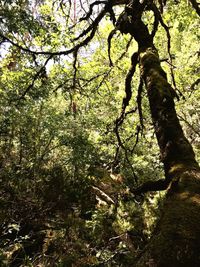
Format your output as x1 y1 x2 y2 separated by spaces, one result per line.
131 178 170 195
92 186 116 204
15 56 53 102
190 78 200 91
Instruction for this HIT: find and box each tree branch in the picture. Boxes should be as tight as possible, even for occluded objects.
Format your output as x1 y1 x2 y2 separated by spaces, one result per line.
190 78 200 91
92 186 116 204
79 1 107 21
74 7 107 41
0 15 102 57
116 51 138 127
137 77 144 133
188 0 200 16
15 56 52 102
108 28 118 66
131 178 170 195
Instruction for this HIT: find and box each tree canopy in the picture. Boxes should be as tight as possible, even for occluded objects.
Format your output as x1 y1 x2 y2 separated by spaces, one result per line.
0 0 200 266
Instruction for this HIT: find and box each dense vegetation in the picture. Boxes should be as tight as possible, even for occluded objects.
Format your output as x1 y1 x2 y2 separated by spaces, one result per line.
0 0 199 266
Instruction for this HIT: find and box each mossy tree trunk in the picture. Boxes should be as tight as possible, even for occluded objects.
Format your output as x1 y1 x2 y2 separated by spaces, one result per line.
136 48 200 267
135 169 200 267
117 2 200 266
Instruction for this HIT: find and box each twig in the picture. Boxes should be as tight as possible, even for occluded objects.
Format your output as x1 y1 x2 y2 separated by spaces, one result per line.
15 56 53 102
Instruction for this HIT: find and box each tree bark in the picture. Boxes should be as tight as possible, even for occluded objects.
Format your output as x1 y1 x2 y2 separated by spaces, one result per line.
117 2 200 266
136 42 200 267
135 169 200 267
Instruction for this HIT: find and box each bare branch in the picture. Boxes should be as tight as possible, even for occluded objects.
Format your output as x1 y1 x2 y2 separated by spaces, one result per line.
73 7 107 41
60 0 71 23
117 36 133 62
113 52 139 176
92 186 116 204
150 3 171 56
149 3 182 98
79 1 107 21
108 31 133 67
107 28 118 66
117 52 138 126
151 7 159 38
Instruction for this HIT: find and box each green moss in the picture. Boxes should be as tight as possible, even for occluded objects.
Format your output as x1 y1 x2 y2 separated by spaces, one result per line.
168 163 186 176
136 170 200 267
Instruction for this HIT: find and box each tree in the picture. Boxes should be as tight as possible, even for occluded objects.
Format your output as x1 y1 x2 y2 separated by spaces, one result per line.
115 1 200 266
95 1 200 266
0 0 200 266
109 1 200 266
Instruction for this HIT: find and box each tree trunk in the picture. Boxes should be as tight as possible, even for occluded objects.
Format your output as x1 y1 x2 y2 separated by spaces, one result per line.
117 2 200 266
135 168 200 267
135 46 200 267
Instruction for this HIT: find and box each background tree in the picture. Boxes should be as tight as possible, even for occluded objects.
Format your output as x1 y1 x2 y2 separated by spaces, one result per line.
0 0 199 266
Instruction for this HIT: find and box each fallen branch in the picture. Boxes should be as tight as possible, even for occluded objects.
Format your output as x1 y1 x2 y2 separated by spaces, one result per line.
92 186 116 204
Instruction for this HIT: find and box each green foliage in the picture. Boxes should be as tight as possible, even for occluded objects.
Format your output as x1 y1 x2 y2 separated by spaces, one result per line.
0 0 199 266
